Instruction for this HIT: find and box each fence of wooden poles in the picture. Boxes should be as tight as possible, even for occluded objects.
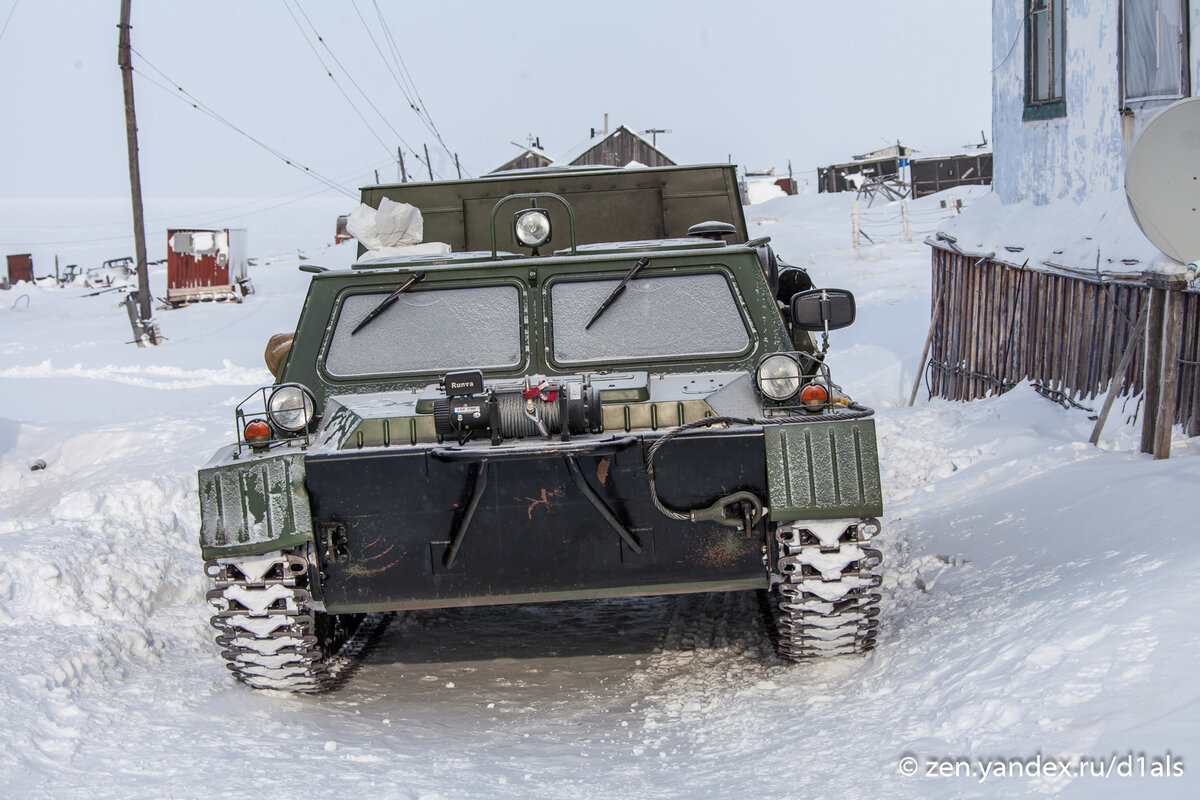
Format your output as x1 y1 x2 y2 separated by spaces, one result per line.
916 242 1200 458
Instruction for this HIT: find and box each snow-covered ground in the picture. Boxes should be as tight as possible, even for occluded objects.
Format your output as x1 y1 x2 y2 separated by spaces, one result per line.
1 189 1197 799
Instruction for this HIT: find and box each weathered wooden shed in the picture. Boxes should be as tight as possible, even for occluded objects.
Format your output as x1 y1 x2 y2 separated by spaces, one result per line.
6 253 33 283
817 157 900 194
560 125 675 169
492 144 554 174
910 152 993 198
166 228 249 305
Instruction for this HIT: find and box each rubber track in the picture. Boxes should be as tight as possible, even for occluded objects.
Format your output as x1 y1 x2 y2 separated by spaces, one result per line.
766 520 883 659
205 548 393 693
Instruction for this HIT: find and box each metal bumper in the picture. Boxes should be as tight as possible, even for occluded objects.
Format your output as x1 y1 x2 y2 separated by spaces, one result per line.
303 430 770 613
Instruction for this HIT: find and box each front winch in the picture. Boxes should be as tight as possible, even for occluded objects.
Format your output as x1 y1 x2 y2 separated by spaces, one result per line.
432 371 602 445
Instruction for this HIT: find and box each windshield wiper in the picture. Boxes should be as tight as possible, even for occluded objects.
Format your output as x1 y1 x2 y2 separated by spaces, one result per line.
584 256 649 330
351 271 426 335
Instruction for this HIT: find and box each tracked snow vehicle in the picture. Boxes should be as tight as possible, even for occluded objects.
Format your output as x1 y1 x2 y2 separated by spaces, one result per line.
197 164 884 692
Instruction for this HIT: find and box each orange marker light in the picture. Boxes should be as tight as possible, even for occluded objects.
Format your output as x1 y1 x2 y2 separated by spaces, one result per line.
800 383 828 411
244 419 272 444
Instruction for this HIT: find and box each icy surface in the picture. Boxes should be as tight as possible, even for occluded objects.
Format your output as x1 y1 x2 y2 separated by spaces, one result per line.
326 285 523 376
551 274 749 363
0 191 1198 798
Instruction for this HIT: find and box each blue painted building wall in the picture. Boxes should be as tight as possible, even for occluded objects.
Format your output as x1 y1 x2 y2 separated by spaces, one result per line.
992 1 1199 205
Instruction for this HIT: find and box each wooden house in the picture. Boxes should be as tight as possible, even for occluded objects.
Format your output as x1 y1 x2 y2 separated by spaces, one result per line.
559 125 675 168
923 0 1200 448
993 0 1195 204
490 125 676 173
817 145 914 194
910 151 994 198
492 141 554 173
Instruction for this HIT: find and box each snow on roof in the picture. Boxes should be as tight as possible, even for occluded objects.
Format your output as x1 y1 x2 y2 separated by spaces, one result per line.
513 144 553 161
490 143 555 173
852 143 917 161
933 188 1182 279
910 145 992 162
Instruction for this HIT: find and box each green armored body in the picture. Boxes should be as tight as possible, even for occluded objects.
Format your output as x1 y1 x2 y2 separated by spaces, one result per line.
198 164 884 691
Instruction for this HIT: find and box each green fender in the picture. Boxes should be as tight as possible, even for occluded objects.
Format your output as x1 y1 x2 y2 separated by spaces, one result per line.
198 446 314 560
763 418 884 521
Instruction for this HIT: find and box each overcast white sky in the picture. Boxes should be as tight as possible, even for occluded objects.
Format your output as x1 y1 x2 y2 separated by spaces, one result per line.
0 1 992 259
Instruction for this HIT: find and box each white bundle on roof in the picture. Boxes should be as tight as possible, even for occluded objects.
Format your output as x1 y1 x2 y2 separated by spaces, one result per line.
347 198 451 260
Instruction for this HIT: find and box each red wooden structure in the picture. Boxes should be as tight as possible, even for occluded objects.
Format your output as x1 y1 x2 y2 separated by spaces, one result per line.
6 253 33 283
166 229 248 304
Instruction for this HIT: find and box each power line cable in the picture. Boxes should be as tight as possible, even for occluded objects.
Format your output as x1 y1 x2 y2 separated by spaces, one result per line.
280 0 398 163
0 158 389 232
0 0 18 46
374 1 424 109
129 49 357 198
349 0 443 153
370 2 428 124
134 65 356 199
992 6 1035 72
0 180 364 247
0 163 384 247
286 0 443 179
369 0 465 176
350 0 409 101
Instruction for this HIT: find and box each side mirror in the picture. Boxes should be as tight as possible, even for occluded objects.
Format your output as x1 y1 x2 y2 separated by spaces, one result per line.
789 288 856 331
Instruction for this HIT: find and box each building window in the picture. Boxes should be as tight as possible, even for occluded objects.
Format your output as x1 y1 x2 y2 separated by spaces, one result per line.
1122 0 1189 102
1024 0 1067 120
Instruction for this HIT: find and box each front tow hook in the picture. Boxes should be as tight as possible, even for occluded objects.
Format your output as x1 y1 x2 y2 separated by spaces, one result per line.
688 491 765 530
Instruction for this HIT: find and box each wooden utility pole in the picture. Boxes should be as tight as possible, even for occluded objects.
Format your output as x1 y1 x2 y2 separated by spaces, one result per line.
424 144 433 181
117 0 159 345
397 147 408 183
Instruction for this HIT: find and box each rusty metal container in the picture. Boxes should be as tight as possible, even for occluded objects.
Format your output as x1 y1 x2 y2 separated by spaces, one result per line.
6 253 34 283
166 228 248 304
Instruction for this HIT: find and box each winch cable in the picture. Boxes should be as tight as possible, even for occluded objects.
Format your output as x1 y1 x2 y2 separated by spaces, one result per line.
645 405 875 524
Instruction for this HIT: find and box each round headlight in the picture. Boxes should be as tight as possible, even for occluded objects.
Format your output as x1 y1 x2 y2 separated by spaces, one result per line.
757 354 801 401
514 208 552 248
267 385 315 433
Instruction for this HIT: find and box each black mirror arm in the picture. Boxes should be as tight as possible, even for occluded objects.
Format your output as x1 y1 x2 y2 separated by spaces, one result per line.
350 271 426 336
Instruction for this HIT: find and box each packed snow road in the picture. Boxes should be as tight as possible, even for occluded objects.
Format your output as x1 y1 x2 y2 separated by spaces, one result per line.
1 191 1197 798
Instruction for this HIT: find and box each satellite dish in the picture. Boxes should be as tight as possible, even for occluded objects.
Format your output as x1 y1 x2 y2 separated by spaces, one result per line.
1125 96 1200 268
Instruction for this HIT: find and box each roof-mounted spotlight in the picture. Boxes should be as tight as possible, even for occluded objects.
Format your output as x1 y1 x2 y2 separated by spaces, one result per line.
514 207 552 254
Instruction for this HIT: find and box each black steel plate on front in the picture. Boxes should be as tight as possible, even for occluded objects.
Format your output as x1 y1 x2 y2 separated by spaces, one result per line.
303 429 768 611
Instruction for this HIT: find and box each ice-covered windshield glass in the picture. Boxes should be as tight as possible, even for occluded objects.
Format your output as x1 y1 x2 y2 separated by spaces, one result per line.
550 272 750 364
325 285 522 377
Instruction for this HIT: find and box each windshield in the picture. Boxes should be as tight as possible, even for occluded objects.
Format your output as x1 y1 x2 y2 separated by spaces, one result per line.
324 284 523 378
549 272 751 365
